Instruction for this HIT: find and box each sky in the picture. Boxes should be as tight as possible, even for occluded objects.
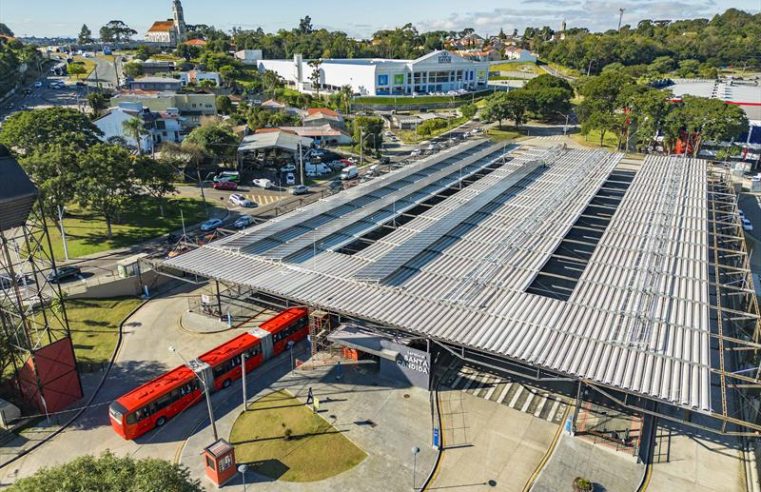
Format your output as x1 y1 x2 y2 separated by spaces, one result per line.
1 0 759 39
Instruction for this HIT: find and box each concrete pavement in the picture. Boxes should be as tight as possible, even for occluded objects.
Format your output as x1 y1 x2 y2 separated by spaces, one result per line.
181 360 438 492
0 284 256 484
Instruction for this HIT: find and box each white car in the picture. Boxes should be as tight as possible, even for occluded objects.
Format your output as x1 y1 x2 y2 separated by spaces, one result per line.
229 193 253 208
200 218 223 232
290 185 310 195
410 149 421 157
285 173 296 186
738 209 745 219
279 164 296 173
252 178 273 189
742 218 753 231
34 81 43 88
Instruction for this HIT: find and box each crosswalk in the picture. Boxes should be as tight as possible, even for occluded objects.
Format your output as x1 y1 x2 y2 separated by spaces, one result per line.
534 135 567 141
246 193 287 206
443 366 568 425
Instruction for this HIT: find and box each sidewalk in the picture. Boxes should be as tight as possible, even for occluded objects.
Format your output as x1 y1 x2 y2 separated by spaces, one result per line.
181 357 437 492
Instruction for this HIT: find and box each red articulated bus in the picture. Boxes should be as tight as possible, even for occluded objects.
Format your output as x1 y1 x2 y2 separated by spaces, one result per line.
109 307 309 440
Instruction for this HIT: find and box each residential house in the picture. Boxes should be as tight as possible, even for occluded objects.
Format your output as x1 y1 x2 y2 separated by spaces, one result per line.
302 108 345 129
110 91 217 128
135 59 176 75
179 70 222 87
127 76 182 91
94 102 183 152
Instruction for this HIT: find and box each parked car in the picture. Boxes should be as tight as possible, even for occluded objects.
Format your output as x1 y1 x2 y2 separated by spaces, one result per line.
229 193 253 208
200 218 223 232
340 165 359 181
212 180 238 190
285 173 296 186
410 149 421 157
33 81 43 88
233 215 255 229
742 218 753 231
328 180 343 191
47 265 82 283
279 164 297 173
739 209 745 219
291 185 310 195
252 178 273 189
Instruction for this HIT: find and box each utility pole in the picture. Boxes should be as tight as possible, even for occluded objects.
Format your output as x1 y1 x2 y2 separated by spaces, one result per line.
241 351 247 411
618 8 625 31
359 127 364 167
298 141 304 185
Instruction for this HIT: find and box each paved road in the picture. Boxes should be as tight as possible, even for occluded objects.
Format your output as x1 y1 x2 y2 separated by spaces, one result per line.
85 56 123 89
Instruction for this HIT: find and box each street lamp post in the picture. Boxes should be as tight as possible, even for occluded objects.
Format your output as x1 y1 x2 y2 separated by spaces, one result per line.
287 340 295 370
586 59 597 77
241 351 247 411
238 464 249 492
411 446 420 491
169 346 218 441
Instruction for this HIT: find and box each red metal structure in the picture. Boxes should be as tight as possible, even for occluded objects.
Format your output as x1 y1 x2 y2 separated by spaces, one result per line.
109 307 308 439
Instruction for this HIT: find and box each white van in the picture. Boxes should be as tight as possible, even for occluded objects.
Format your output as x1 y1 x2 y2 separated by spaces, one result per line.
340 165 358 180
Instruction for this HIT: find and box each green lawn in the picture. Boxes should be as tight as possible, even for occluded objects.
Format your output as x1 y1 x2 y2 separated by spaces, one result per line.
230 390 366 482
31 298 143 372
487 127 524 142
490 62 542 73
572 130 620 150
398 116 468 144
354 90 489 106
46 197 218 260
66 298 142 371
69 56 96 80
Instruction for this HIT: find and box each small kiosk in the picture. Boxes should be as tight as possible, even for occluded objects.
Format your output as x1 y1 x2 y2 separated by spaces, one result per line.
202 439 237 487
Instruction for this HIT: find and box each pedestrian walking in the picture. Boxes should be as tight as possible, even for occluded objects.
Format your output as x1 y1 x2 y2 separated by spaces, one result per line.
306 387 314 405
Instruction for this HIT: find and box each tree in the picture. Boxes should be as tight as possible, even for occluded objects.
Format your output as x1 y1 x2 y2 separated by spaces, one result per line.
529 87 572 121
123 62 143 79
66 63 87 79
76 144 137 239
0 107 102 155
460 103 477 120
122 117 146 154
299 16 314 35
308 59 322 96
184 122 240 163
134 155 176 216
86 92 109 118
18 144 81 222
352 116 384 155
99 20 137 43
482 91 532 128
215 95 233 115
7 451 202 492
78 24 93 45
0 23 13 37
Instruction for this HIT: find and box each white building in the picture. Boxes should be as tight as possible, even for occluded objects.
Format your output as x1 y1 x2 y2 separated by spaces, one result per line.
179 70 222 87
95 102 183 153
503 47 537 63
235 49 263 65
145 0 186 46
258 50 489 97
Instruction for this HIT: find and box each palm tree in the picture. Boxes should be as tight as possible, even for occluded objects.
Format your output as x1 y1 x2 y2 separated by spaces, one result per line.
122 117 145 155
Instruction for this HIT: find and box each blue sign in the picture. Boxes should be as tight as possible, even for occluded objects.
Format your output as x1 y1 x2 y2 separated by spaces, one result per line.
432 427 440 448
377 74 389 86
564 417 574 435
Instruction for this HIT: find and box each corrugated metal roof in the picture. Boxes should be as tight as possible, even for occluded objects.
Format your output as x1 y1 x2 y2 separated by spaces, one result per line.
165 147 714 413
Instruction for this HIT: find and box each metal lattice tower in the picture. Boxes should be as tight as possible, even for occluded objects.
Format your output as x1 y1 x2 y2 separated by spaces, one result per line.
0 154 82 414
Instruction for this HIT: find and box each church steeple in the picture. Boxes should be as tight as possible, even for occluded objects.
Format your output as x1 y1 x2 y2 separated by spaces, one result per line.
172 0 186 41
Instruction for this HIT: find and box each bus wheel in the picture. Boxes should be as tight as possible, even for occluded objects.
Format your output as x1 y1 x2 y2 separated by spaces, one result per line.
156 417 167 427
223 379 231 389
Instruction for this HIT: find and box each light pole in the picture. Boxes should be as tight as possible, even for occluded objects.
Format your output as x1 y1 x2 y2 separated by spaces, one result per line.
586 59 597 77
411 446 420 491
169 346 218 441
241 351 247 411
287 340 295 370
238 464 248 492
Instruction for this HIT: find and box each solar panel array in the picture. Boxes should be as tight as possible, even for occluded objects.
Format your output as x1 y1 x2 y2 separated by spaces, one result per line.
166 149 714 412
